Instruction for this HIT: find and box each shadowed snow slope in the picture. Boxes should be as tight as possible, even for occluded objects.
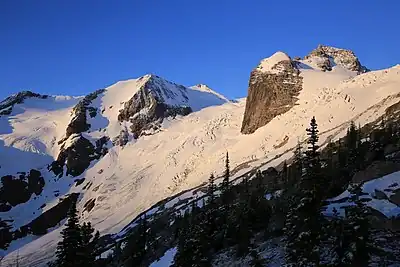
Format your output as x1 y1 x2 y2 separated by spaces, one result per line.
2 60 400 266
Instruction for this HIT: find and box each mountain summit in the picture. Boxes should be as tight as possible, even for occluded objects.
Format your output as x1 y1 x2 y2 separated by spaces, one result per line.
304 44 369 73
241 45 369 134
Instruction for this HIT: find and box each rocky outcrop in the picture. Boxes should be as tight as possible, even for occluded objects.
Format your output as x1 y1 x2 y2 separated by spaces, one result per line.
0 169 45 211
0 91 48 116
51 89 110 177
50 134 109 177
62 89 105 142
304 45 369 73
241 52 303 134
118 75 193 138
112 127 130 147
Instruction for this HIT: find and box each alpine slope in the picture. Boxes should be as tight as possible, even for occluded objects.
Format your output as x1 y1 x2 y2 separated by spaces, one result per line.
1 45 400 266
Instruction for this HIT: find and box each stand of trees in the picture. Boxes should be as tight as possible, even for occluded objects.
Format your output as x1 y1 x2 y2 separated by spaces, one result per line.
49 115 400 266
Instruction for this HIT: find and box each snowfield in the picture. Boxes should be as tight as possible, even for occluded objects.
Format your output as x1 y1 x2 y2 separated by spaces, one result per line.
1 55 400 266
0 95 81 177
149 247 177 267
324 170 400 218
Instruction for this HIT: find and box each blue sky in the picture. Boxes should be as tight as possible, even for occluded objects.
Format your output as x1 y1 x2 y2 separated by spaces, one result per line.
1 1 399 101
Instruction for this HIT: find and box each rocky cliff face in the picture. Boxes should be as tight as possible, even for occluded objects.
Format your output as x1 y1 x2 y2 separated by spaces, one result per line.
241 52 303 134
50 134 109 177
62 89 105 142
304 44 369 73
52 89 110 177
118 75 193 138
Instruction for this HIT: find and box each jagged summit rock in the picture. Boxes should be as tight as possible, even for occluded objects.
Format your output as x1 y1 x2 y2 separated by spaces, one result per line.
304 44 369 73
118 75 228 138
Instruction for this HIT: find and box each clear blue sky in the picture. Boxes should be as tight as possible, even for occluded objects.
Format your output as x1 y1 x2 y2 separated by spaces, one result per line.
1 1 399 101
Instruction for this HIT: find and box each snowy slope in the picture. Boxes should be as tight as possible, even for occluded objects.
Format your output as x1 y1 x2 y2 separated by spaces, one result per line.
256 51 291 74
0 95 81 176
324 171 400 218
1 58 400 266
149 247 177 267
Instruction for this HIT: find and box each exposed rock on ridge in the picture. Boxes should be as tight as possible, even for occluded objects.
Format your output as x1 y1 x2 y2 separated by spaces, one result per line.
0 91 48 116
241 52 303 134
305 44 369 73
51 89 109 177
50 134 109 177
63 89 105 141
118 75 193 138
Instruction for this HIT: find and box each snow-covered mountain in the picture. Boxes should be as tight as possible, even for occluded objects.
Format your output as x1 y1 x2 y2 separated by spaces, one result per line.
1 45 400 266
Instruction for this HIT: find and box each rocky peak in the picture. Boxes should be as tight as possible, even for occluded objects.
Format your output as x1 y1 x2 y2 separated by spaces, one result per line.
118 75 228 139
57 89 105 144
304 44 369 73
0 91 48 116
241 52 303 134
118 76 193 139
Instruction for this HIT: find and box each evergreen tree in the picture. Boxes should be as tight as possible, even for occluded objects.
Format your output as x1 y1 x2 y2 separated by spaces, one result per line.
221 152 230 196
207 173 216 207
342 184 371 266
329 207 348 266
54 200 83 267
285 117 324 267
248 170 271 233
205 173 217 251
345 121 364 176
80 222 97 267
173 212 191 266
173 211 211 267
255 170 265 196
345 121 358 151
291 141 304 184
122 215 148 267
329 185 372 267
285 191 323 266
218 152 232 247
236 176 251 257
281 161 289 185
51 200 101 267
303 116 323 197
